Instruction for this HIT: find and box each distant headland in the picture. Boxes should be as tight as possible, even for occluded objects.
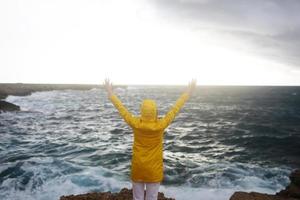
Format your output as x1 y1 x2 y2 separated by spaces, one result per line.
0 83 127 112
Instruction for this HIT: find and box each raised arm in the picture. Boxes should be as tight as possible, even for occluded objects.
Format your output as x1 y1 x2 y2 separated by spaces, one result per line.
103 79 138 128
160 79 196 129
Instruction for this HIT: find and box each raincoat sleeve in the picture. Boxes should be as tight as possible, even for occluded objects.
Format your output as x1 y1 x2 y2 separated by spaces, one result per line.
160 92 190 129
109 94 138 128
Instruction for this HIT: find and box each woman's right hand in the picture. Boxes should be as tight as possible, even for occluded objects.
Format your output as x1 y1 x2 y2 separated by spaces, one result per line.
186 79 197 96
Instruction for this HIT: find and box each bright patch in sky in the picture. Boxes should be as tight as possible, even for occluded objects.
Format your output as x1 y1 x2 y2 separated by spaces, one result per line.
0 0 299 85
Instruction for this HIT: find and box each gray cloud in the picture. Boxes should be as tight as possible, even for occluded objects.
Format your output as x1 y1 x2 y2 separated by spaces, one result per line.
152 0 300 67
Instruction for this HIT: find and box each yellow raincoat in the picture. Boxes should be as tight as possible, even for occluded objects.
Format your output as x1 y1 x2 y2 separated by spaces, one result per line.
109 92 189 182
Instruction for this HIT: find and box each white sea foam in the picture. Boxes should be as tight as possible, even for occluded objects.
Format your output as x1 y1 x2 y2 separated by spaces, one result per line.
126 86 141 90
115 87 127 93
1 164 131 200
161 183 280 200
89 88 99 91
1 177 280 200
0 160 288 200
162 187 235 200
0 154 288 200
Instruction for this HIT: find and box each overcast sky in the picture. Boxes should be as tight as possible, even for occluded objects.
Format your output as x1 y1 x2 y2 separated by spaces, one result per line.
0 0 300 85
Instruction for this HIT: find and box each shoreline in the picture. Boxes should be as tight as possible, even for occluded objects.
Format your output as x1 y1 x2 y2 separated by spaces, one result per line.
0 83 103 100
59 169 300 200
0 83 109 112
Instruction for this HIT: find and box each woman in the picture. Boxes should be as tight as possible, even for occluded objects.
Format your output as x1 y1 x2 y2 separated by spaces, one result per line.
103 79 196 200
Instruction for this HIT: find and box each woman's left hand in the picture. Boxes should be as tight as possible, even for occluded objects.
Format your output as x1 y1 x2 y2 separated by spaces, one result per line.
103 78 114 96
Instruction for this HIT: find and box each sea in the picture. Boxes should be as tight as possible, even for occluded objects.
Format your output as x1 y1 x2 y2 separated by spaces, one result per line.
0 86 300 200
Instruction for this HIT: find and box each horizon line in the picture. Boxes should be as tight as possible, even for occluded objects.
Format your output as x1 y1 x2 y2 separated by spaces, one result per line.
1 82 300 87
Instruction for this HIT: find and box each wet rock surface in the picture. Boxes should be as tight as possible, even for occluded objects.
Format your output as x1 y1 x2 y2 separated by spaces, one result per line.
277 169 300 199
0 100 20 112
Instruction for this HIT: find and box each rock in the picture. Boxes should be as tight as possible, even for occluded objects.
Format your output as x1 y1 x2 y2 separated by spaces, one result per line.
290 170 300 186
229 191 299 200
277 169 300 199
230 169 300 200
60 188 175 200
0 100 20 112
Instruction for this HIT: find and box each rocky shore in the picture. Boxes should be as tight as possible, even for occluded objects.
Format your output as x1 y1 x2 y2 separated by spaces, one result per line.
60 188 174 200
59 169 300 200
230 169 300 200
0 83 101 112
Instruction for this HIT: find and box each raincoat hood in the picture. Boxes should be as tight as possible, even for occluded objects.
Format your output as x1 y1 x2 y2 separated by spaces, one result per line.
140 99 157 122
